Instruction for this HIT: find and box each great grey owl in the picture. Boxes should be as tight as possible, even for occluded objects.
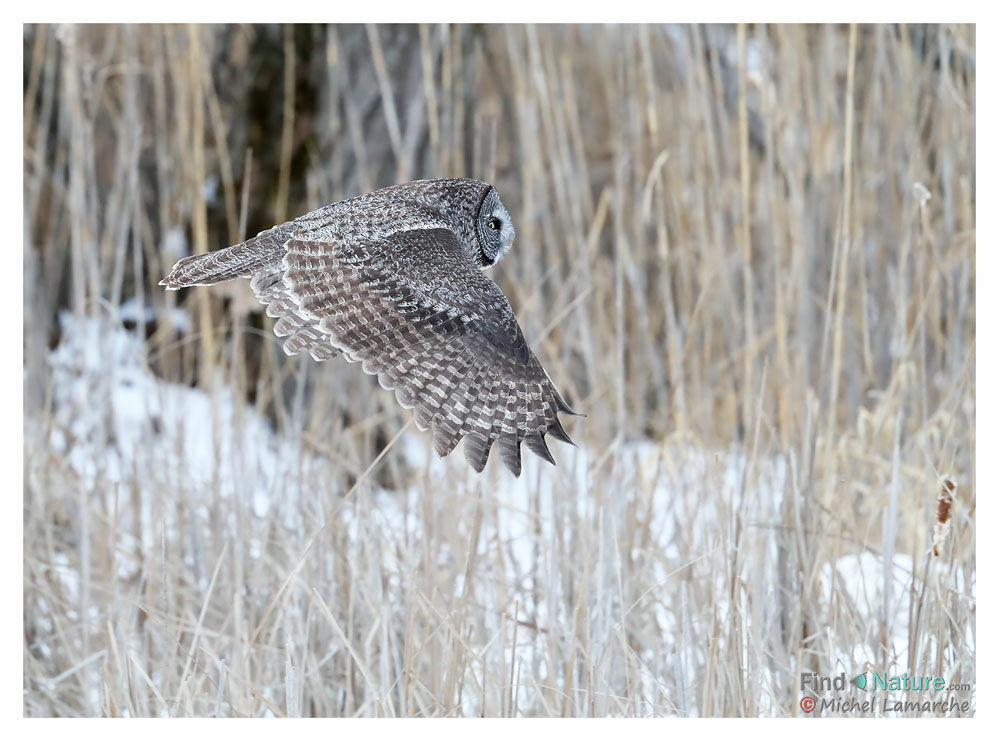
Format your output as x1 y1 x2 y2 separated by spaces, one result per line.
160 178 580 476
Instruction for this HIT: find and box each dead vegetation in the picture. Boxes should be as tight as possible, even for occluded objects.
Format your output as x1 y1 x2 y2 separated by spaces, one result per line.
23 23 975 716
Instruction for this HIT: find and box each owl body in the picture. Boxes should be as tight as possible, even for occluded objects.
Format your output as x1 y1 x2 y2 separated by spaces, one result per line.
161 178 578 475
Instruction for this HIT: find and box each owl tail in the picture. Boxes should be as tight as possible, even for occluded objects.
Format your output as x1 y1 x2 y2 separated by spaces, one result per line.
159 235 284 290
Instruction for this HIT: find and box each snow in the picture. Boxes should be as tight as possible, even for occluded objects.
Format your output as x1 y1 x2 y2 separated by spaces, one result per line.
45 312 317 524
819 551 975 677
819 551 915 668
26 314 973 716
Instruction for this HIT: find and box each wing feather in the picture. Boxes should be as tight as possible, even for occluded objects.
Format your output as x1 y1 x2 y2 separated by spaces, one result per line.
280 227 578 473
249 269 341 361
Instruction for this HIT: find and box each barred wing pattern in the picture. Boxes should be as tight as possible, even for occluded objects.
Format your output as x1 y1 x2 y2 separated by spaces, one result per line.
162 224 343 362
283 228 577 475
250 268 341 361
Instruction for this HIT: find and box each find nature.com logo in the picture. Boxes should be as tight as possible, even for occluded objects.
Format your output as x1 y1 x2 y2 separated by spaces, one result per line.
799 671 972 715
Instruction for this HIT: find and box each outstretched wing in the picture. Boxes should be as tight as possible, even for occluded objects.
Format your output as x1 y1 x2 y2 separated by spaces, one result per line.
281 227 578 475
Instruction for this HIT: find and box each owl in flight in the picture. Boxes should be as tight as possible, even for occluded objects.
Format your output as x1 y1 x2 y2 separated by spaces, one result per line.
161 178 580 476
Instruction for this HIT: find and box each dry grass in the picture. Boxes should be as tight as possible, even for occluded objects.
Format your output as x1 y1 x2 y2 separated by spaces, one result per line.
23 23 975 717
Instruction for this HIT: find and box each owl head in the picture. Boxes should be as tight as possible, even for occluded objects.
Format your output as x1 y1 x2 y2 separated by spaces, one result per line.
474 187 516 268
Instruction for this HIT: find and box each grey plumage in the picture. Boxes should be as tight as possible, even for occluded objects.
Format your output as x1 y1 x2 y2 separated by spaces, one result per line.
160 178 580 475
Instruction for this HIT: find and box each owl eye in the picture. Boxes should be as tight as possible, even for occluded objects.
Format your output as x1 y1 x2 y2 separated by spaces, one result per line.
486 216 501 230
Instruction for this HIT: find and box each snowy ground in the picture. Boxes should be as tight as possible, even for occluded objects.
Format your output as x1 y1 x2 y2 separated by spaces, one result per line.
24 315 975 716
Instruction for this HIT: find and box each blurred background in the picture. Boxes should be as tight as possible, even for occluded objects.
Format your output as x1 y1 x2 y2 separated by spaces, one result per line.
23 24 975 717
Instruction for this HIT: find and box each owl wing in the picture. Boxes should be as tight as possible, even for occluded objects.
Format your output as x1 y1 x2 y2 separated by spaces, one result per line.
161 221 344 362
250 268 341 361
280 227 579 475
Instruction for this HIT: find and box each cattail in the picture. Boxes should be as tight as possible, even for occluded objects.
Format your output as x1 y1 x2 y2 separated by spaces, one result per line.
932 476 957 557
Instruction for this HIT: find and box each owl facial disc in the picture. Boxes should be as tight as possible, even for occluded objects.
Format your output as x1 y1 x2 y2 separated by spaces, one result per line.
475 187 516 267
